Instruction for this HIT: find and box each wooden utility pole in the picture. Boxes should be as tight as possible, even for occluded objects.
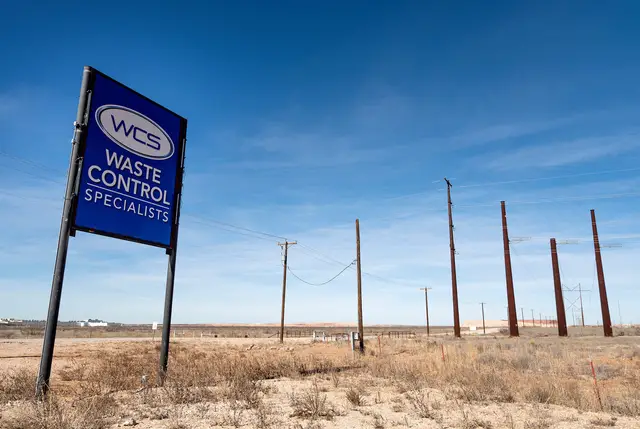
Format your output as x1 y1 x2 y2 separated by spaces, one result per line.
445 178 461 338
419 287 432 336
278 240 296 343
480 302 486 334
550 238 568 336
501 201 519 337
355 219 365 353
591 209 613 337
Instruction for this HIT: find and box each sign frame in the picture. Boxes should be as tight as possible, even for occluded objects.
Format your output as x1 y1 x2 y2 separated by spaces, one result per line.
36 66 187 398
68 68 187 250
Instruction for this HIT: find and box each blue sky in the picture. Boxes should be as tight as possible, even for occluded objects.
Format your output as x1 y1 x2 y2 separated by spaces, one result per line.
1 1 640 326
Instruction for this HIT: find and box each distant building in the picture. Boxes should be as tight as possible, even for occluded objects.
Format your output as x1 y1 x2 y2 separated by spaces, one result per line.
78 320 108 327
88 321 108 327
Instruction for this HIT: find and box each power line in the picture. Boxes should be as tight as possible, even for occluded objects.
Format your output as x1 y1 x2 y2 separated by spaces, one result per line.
0 150 67 176
456 191 640 209
294 243 349 267
457 167 640 189
286 260 356 286
183 213 287 241
184 217 278 242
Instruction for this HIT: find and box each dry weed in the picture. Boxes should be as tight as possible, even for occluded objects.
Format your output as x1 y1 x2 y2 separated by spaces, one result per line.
224 375 264 409
371 412 386 428
590 416 617 426
404 390 441 420
0 368 35 403
3 394 118 429
462 417 494 429
346 385 366 407
524 418 552 429
254 402 280 428
222 399 245 427
390 395 406 411
289 379 337 420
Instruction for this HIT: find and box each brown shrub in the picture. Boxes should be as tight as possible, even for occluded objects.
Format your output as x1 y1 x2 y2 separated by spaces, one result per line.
289 380 337 420
0 368 35 403
3 393 118 429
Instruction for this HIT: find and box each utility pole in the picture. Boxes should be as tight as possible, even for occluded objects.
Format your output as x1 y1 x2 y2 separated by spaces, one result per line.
419 287 432 336
501 201 519 337
618 300 622 327
278 240 297 343
551 238 570 336
355 219 365 353
578 283 585 328
480 302 486 334
521 307 525 327
531 309 535 327
591 209 613 337
445 178 461 338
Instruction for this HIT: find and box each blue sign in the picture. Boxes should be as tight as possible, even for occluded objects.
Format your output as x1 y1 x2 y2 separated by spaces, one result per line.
73 71 186 248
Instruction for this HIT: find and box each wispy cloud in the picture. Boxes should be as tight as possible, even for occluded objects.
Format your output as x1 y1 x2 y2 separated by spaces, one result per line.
473 132 640 171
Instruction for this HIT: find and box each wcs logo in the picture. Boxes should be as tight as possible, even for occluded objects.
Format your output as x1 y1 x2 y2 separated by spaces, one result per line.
95 105 174 160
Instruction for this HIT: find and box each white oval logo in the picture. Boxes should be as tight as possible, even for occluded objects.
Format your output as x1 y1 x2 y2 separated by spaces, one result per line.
95 105 174 160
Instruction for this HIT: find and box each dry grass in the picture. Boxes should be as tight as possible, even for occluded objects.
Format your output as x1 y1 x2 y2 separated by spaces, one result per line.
345 385 366 407
404 390 441 420
289 379 338 420
2 394 118 429
1 336 639 427
591 416 617 426
0 369 35 403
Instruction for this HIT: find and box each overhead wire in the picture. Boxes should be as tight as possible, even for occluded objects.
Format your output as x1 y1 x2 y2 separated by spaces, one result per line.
182 213 287 241
295 242 350 267
3 149 640 295
286 260 356 286
184 217 278 242
457 167 640 189
292 245 348 268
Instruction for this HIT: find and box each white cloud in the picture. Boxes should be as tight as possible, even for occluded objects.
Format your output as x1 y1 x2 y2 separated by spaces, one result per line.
1 162 639 327
475 132 640 171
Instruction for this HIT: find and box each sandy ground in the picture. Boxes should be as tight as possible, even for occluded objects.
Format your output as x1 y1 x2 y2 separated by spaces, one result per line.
2 335 640 428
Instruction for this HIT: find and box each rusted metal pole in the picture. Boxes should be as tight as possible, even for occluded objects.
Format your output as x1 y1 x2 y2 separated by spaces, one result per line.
590 210 613 337
445 178 461 338
521 307 525 327
356 219 365 353
550 238 568 336
501 201 519 337
480 302 486 334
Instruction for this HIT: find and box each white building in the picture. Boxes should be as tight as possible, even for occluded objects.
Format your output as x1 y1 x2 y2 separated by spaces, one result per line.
78 320 108 327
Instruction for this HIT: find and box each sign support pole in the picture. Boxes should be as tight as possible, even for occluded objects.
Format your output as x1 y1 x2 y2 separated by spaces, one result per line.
36 66 93 398
158 246 178 385
158 134 186 386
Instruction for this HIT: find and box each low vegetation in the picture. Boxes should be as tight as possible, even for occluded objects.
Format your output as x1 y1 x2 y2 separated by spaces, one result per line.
1 335 639 428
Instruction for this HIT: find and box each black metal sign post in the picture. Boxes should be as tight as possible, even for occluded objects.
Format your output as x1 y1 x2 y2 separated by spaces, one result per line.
36 67 93 398
158 130 186 386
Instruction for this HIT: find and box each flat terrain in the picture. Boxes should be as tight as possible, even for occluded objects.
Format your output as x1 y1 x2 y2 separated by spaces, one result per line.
1 328 640 428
